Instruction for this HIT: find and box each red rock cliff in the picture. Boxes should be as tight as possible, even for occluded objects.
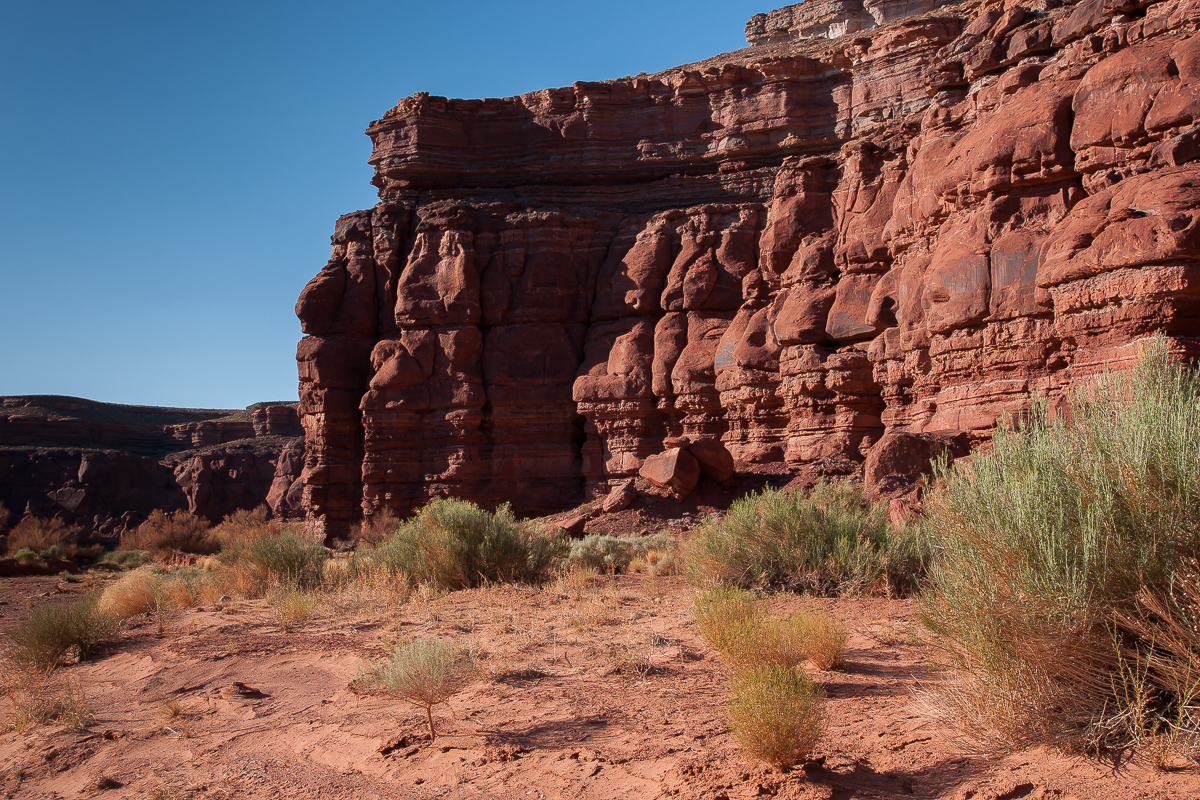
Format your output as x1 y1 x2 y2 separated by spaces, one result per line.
297 0 1200 537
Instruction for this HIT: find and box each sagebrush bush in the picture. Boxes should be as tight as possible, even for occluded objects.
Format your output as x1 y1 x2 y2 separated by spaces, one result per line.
6 597 116 669
726 664 826 771
362 637 476 740
121 510 217 556
5 516 82 559
683 481 921 595
568 533 676 575
922 336 1200 757
374 498 564 589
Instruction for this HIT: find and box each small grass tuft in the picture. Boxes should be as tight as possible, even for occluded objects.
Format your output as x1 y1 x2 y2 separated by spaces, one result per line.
726 664 826 771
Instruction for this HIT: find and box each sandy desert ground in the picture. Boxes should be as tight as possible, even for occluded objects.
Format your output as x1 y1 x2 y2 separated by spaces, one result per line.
2 568 1199 800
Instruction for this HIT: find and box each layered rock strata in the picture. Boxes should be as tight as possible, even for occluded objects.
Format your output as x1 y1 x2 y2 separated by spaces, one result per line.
298 0 1200 537
0 396 305 539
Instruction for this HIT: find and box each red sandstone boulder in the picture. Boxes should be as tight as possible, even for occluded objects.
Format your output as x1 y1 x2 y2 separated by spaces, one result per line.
863 431 970 491
687 438 736 482
639 448 701 497
601 479 638 513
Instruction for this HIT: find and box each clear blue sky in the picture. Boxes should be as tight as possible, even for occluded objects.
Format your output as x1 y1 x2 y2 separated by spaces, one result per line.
0 1 768 410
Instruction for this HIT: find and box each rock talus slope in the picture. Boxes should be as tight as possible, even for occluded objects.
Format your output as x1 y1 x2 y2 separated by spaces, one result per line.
297 0 1200 537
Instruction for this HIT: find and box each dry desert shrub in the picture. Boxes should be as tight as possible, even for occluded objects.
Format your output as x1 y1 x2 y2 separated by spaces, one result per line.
356 507 400 546
5 516 82 559
267 585 319 632
726 664 826 771
121 510 217 557
693 586 769 671
568 533 677 575
787 611 847 670
98 569 160 619
2 667 93 731
214 507 327 595
922 336 1200 760
359 637 476 740
0 502 10 536
5 597 116 669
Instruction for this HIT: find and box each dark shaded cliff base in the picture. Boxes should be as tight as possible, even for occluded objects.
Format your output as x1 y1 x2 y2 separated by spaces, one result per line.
295 0 1200 538
0 396 305 540
2 574 1197 799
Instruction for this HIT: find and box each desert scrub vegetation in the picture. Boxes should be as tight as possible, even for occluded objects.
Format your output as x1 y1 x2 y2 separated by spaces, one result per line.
2 668 93 731
568 532 676 575
120 509 217 556
213 507 327 593
356 636 476 740
371 497 564 589
693 587 847 672
4 515 84 560
5 596 116 669
726 664 826 771
921 337 1200 760
684 481 923 595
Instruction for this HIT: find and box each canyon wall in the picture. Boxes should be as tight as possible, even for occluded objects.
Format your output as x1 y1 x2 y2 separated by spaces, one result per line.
297 0 1200 537
0 397 305 540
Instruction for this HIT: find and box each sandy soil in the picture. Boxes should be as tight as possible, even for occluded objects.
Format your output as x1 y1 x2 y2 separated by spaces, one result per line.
1 571 1198 800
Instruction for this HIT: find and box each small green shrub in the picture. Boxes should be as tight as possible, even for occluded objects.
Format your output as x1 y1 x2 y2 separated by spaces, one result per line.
362 637 476 740
683 481 917 595
12 547 39 565
726 664 826 771
5 597 117 669
568 533 676 575
375 498 564 589
121 510 217 556
922 336 1200 756
98 549 152 570
693 587 768 670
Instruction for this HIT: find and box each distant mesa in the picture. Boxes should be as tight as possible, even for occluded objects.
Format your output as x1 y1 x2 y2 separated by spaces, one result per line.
0 395 304 541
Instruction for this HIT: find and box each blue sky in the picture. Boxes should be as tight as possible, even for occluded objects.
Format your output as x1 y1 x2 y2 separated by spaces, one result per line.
0 1 767 409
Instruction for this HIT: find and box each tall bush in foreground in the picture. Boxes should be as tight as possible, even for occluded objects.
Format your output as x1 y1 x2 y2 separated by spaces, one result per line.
922 337 1200 758
684 481 920 595
374 498 563 589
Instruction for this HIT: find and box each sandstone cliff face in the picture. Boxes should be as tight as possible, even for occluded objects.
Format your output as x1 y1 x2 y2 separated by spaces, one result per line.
297 0 1200 537
0 397 305 539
